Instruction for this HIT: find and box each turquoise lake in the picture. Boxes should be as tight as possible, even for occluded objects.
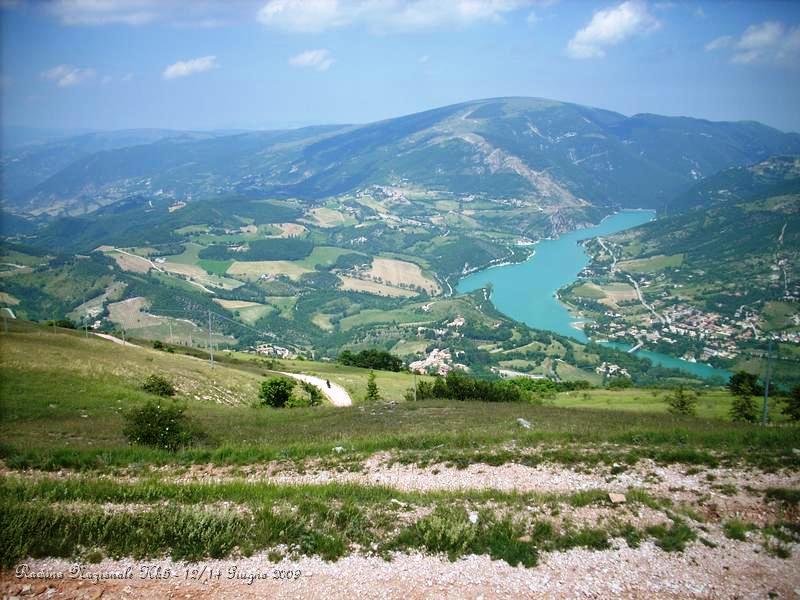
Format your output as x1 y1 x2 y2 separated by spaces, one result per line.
456 210 731 381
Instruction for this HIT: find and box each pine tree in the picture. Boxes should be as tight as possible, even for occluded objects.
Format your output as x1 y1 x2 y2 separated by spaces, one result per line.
730 394 757 423
783 386 800 422
665 385 698 416
365 371 381 402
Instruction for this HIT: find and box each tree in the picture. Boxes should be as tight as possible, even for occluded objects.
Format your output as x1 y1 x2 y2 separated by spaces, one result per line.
728 371 760 423
730 395 758 423
260 376 296 408
665 386 698 416
782 386 800 422
365 371 381 402
728 371 764 398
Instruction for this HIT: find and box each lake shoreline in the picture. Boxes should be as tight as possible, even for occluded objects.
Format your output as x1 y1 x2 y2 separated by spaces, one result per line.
456 209 730 381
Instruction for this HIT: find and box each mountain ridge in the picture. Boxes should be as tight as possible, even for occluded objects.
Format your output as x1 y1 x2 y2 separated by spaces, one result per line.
3 96 800 216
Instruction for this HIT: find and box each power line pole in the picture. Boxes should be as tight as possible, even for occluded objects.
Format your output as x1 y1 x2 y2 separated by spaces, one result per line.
761 340 775 427
168 321 173 344
208 309 214 368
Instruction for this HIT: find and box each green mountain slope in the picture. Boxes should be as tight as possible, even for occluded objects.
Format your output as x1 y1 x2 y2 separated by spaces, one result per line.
669 155 800 212
8 97 800 216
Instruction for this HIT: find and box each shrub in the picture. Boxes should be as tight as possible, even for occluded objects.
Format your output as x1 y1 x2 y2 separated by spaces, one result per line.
152 340 165 350
730 394 757 423
141 374 176 397
365 371 381 402
123 399 196 451
646 520 696 552
607 377 632 390
782 386 800 422
665 386 698 416
427 371 527 403
43 319 76 329
728 371 764 397
286 382 324 408
338 349 404 372
723 519 754 541
259 377 296 408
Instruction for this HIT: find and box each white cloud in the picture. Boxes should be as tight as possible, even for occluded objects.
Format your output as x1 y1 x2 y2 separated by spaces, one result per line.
162 55 218 80
258 0 344 32
289 49 334 71
705 21 800 67
257 0 533 33
48 0 159 25
737 21 783 50
567 1 660 59
41 64 96 87
45 0 252 27
704 35 733 51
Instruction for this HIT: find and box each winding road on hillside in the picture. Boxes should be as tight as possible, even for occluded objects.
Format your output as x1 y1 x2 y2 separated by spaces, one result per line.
279 372 353 407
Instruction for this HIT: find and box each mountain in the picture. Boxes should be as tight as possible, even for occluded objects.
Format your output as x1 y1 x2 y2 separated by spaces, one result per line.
0 128 234 205
668 155 800 212
5 97 800 216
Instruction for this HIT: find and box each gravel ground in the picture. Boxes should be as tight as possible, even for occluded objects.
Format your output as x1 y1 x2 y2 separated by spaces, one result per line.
3 455 798 598
3 533 799 599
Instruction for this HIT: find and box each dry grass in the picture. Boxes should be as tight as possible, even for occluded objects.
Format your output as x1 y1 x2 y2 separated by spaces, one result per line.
0 292 20 305
363 258 441 295
110 252 151 273
213 300 263 310
227 260 312 281
273 222 307 238
306 207 349 228
108 297 164 329
338 276 418 298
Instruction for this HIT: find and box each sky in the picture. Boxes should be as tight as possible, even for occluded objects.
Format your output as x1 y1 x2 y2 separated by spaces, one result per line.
1 0 799 133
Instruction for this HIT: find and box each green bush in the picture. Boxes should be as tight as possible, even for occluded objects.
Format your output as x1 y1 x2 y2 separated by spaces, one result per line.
259 376 296 408
730 394 757 423
728 371 764 397
665 386 698 416
646 520 696 552
338 349 404 372
422 371 528 403
141 374 176 397
123 399 197 451
723 519 754 541
286 381 324 408
782 386 800 422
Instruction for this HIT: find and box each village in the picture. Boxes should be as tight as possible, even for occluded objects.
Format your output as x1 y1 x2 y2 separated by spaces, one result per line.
584 290 798 363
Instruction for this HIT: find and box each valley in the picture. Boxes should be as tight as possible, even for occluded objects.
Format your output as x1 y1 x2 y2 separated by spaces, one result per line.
1 96 799 598
2 99 798 389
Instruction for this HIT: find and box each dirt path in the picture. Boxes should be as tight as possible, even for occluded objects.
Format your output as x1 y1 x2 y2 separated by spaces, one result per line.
279 372 353 407
92 332 139 347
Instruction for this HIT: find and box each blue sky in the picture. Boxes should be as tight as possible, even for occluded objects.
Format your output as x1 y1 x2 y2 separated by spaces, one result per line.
2 0 799 132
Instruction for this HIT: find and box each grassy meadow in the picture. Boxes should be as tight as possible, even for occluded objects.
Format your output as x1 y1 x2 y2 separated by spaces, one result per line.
1 321 798 472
